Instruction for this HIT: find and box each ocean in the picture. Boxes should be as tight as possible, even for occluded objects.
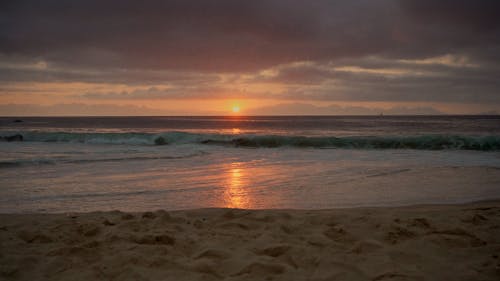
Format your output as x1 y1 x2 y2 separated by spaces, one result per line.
1 116 500 213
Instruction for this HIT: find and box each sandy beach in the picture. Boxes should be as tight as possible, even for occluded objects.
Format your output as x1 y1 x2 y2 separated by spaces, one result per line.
3 0 500 280
1 201 499 281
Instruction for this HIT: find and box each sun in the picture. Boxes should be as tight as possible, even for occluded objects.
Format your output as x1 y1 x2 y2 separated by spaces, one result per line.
232 105 240 113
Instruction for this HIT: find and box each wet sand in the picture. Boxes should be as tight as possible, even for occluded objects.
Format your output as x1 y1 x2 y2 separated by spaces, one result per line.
1 200 500 280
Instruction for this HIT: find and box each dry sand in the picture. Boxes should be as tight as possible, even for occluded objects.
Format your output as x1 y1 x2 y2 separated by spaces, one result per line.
1 201 500 281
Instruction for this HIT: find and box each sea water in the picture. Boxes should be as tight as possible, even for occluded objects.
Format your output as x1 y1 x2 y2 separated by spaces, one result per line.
1 116 499 213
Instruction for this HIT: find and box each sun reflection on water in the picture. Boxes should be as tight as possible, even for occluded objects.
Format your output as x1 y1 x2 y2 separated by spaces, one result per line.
224 162 252 208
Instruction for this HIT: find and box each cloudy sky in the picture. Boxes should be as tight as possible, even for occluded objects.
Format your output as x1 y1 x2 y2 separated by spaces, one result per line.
1 0 499 115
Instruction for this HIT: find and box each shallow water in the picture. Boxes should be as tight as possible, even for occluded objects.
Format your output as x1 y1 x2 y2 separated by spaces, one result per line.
1 116 500 213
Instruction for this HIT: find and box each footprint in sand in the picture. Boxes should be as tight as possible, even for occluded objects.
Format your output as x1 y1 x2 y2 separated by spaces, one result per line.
350 239 384 254
323 225 356 244
76 223 101 237
194 248 231 260
17 230 53 243
232 262 287 276
254 244 291 257
132 234 175 245
384 226 416 244
425 228 486 248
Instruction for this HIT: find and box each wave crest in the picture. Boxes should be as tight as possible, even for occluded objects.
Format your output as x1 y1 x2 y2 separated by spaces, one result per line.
1 131 500 150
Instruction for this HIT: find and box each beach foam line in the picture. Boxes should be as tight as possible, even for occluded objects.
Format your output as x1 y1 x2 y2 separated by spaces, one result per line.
0 151 208 169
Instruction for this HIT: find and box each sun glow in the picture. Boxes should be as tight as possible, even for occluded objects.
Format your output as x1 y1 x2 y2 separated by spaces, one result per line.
232 105 240 113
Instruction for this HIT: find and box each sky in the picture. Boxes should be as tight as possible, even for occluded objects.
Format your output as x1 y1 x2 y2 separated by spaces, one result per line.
1 0 499 115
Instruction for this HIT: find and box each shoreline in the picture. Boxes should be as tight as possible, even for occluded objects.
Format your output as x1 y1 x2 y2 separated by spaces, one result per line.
1 200 500 280
4 196 500 215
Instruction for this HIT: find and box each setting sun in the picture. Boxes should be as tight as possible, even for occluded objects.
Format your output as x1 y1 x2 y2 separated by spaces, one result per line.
232 105 240 113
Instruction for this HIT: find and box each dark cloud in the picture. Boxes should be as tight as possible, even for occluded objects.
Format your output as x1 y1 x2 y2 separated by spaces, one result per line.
250 63 335 85
247 103 443 115
0 64 219 85
401 0 500 30
278 74 500 103
81 86 251 100
0 103 170 116
2 0 498 72
1 0 499 111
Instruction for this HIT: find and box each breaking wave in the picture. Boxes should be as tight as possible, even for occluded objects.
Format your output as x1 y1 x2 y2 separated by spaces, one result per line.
2 131 500 151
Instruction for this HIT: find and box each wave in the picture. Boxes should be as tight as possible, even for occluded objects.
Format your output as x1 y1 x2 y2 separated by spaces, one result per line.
1 131 500 150
0 151 208 168
222 135 500 151
0 159 55 168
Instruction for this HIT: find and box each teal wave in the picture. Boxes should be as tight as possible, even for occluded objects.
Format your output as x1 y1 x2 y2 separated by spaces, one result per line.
2 131 500 151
